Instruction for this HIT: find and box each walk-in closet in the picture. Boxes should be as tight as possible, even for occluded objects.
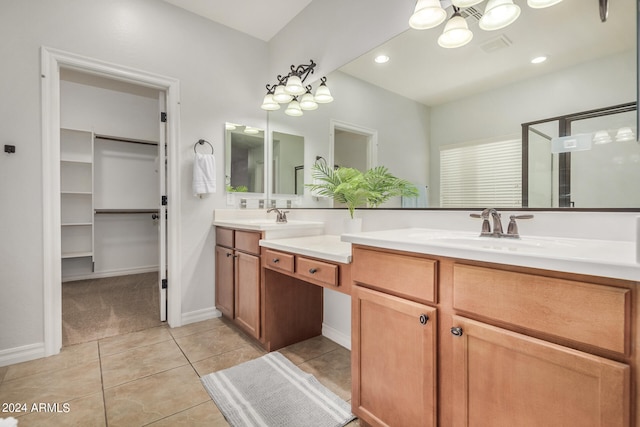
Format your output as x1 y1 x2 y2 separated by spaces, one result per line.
59 69 166 346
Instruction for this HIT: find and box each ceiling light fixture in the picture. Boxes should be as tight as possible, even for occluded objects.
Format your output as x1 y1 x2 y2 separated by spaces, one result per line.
409 0 563 49
438 7 474 48
261 60 333 115
531 55 548 64
479 0 521 31
375 55 390 63
409 0 447 29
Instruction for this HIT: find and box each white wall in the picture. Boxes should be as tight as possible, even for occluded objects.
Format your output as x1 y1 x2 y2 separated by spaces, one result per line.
0 0 267 363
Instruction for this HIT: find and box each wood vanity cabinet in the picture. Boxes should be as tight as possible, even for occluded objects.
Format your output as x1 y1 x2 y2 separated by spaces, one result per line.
350 245 637 427
215 227 261 339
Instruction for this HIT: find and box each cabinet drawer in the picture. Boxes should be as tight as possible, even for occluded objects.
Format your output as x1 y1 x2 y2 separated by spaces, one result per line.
296 256 338 287
264 249 294 273
215 227 234 248
452 264 631 354
235 230 261 255
352 247 437 304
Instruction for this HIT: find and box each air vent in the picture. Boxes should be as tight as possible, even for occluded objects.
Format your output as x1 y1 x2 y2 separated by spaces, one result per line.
459 6 483 22
479 34 513 53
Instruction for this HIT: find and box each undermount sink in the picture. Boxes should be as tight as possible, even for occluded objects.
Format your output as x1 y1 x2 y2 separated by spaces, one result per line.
406 230 577 254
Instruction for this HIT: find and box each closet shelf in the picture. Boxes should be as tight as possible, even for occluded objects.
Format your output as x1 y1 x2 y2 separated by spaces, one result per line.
94 209 159 214
61 158 92 164
62 222 92 227
61 191 92 195
62 251 93 259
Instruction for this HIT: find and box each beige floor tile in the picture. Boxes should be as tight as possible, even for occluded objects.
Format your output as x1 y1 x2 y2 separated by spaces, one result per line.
98 325 172 356
298 346 352 401
175 326 251 363
3 341 99 382
192 344 266 376
0 366 8 383
0 361 102 416
147 401 229 426
104 365 210 427
279 335 340 365
169 317 227 339
13 392 106 427
101 340 189 388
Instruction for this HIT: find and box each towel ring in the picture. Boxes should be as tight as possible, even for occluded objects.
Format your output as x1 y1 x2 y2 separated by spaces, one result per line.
194 139 214 154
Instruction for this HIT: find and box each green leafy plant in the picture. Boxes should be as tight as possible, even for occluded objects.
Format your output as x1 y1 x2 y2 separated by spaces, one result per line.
226 185 248 192
307 162 418 218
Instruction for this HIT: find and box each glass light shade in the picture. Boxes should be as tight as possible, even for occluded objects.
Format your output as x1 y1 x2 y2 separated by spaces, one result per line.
285 99 304 117
615 127 635 142
593 130 612 145
314 83 334 103
527 0 563 8
244 127 259 135
299 92 318 110
273 84 293 103
437 14 473 49
225 123 237 130
452 0 484 7
284 75 306 95
260 94 280 111
479 0 521 31
409 0 447 30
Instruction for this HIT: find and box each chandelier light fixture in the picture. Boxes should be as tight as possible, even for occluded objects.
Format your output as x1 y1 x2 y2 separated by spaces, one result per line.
410 0 563 48
261 60 333 116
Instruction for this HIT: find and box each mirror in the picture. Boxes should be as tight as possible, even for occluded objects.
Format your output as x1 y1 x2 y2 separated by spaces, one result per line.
225 123 265 194
271 131 304 195
267 0 637 209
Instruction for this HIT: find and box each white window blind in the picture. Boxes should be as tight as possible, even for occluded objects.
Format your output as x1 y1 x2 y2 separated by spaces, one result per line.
440 138 522 208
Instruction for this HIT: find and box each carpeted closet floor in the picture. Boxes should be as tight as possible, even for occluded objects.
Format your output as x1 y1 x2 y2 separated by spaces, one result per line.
62 272 163 347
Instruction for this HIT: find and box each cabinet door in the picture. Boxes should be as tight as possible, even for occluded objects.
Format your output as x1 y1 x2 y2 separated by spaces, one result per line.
234 251 261 339
450 316 630 427
352 285 437 427
215 245 235 318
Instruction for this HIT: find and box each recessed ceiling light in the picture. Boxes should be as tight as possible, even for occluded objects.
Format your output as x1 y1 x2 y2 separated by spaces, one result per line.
531 55 548 64
374 55 390 64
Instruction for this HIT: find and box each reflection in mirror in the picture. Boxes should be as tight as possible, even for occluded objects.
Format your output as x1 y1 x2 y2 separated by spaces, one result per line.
525 103 640 208
268 0 636 209
225 123 265 194
271 131 304 195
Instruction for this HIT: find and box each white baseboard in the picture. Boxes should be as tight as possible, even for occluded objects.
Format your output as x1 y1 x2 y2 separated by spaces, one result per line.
180 307 221 326
322 323 351 350
62 266 159 282
0 342 46 367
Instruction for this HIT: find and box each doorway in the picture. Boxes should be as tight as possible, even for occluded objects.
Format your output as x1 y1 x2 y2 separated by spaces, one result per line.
41 47 182 356
330 119 378 173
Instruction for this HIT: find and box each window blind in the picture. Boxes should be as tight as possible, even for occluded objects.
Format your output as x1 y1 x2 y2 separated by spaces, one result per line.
440 138 522 208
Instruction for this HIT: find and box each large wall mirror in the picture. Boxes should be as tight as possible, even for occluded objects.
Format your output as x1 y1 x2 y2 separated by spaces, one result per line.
225 123 265 194
267 0 637 210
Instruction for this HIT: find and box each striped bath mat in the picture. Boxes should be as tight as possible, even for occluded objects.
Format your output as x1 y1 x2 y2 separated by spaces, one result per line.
201 352 355 427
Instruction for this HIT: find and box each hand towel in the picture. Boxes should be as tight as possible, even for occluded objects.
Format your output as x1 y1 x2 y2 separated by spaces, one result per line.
193 153 216 196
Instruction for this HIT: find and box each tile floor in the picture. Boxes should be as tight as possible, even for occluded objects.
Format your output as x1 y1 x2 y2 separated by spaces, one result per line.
0 318 357 426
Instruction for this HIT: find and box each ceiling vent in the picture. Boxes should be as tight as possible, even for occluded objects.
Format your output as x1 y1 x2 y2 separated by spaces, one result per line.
459 6 483 22
479 34 513 53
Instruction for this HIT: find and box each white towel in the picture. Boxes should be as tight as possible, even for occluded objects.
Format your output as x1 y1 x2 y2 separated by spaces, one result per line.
193 153 216 196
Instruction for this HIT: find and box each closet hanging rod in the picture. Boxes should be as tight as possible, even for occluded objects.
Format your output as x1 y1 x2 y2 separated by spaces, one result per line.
95 134 158 146
94 209 159 214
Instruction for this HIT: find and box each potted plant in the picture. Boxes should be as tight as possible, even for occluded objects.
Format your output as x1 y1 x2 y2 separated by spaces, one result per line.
307 162 418 230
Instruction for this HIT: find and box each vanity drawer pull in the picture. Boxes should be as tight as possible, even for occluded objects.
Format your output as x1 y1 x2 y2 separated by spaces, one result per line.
273 258 280 263
309 268 318 274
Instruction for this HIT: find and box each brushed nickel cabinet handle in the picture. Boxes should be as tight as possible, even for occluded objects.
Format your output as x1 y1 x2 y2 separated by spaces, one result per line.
419 314 429 325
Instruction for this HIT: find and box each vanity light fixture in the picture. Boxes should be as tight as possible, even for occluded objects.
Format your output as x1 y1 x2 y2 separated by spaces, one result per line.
244 126 260 135
593 130 612 144
615 127 635 142
261 60 333 115
410 0 563 49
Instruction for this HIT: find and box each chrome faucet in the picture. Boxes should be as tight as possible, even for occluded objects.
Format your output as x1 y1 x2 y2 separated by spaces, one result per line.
470 209 533 238
267 208 289 223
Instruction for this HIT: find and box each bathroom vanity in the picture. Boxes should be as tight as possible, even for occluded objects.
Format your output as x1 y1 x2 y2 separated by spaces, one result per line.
343 229 638 427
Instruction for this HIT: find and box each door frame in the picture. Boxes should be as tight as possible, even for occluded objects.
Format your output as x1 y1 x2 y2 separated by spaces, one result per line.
329 119 378 171
41 47 182 356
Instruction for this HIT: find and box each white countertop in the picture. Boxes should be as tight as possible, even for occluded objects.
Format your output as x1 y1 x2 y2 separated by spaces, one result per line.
259 235 352 264
341 228 640 282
